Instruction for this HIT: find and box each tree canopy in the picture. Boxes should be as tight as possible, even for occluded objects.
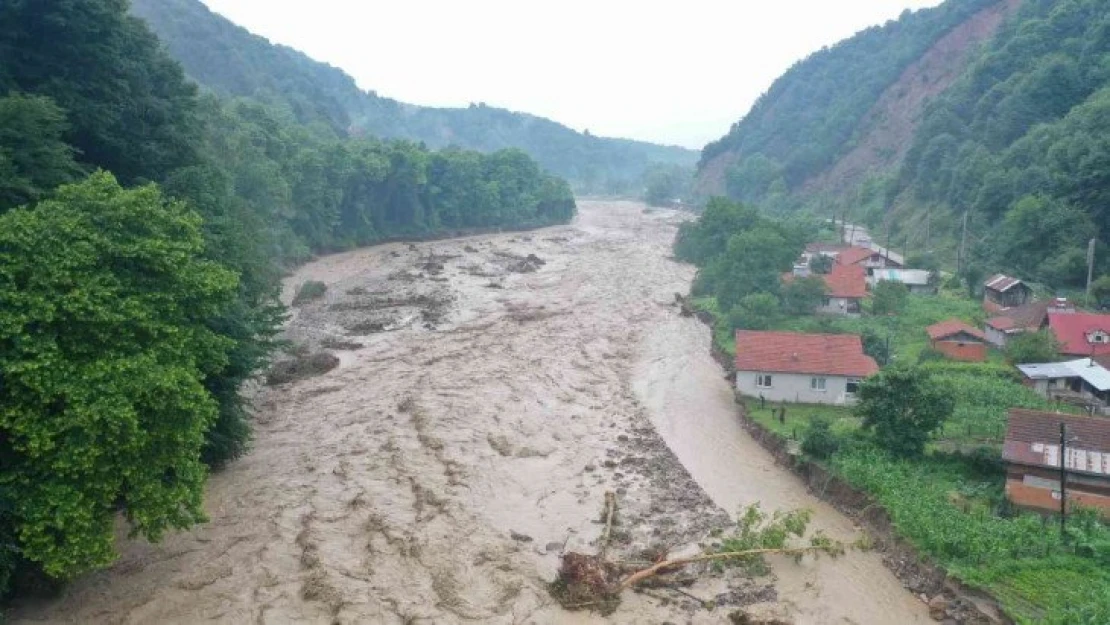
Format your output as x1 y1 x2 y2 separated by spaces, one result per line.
0 173 237 578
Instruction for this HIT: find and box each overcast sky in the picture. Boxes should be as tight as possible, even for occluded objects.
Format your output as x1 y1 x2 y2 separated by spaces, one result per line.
198 0 943 149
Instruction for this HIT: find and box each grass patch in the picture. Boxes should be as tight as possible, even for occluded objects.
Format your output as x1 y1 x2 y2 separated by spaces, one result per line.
292 280 328 305
743 402 856 441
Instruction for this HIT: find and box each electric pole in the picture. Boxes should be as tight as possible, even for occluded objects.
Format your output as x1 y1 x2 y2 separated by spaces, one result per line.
1060 422 1068 540
957 210 969 276
1086 238 1096 303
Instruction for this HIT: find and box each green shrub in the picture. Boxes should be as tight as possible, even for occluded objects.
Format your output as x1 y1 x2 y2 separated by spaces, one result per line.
801 416 841 459
292 280 328 305
917 347 947 363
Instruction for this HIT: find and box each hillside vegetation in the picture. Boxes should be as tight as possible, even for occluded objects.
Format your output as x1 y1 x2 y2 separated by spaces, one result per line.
129 0 697 194
0 0 574 601
696 0 1110 289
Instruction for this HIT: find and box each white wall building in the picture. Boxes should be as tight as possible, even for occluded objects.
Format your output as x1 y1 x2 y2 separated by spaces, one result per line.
734 330 879 406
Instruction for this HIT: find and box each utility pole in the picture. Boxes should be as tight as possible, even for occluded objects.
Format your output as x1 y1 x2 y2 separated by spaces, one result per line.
1060 422 1068 540
1086 238 1096 303
925 209 931 253
957 210 969 276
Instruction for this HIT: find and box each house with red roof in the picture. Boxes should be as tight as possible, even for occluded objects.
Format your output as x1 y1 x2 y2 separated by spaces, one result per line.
1047 311 1110 361
734 330 879 405
835 246 903 270
983 299 1069 348
1003 408 1110 518
816 263 867 316
926 319 989 362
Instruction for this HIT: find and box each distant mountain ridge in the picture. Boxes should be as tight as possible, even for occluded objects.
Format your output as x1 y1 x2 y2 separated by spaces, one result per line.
129 0 697 192
695 0 1110 288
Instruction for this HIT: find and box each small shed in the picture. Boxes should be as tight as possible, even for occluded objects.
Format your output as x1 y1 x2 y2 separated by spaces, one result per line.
926 319 988 362
983 274 1032 312
1003 409 1110 518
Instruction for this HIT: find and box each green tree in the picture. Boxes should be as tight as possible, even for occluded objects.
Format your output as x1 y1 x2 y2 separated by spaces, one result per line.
1090 275 1110 310
808 254 834 275
0 0 201 183
855 366 955 457
0 172 238 581
729 293 782 331
1005 329 1062 364
782 275 828 316
871 280 909 316
0 94 82 211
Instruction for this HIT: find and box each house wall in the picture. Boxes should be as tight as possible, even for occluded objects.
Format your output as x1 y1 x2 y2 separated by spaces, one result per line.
736 370 860 405
1005 465 1110 518
984 325 1011 348
933 340 986 362
816 297 860 316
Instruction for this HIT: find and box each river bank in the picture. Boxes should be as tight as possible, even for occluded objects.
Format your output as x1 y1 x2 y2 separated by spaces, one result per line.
12 200 926 624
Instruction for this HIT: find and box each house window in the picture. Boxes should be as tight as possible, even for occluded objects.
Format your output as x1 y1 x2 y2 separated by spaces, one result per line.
846 378 861 395
810 377 827 391
822 298 831 307
756 374 773 388
1090 331 1109 344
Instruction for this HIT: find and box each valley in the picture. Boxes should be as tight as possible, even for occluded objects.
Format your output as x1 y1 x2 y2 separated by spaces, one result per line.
11 201 927 624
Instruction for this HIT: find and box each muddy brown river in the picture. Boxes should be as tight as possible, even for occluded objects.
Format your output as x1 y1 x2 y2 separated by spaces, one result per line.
13 200 928 624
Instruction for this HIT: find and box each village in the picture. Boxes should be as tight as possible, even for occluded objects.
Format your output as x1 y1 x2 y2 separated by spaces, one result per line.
677 207 1110 622
731 225 1110 518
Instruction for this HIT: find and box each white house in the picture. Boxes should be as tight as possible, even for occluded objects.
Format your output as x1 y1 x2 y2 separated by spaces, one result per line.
1016 358 1110 414
868 269 936 295
734 330 880 405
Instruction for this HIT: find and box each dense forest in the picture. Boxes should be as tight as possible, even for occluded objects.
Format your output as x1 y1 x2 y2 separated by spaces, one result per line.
128 0 698 195
696 0 1110 290
0 0 574 600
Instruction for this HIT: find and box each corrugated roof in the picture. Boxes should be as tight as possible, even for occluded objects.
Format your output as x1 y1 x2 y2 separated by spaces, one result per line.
825 263 867 298
927 319 988 342
734 331 879 377
985 300 1051 333
985 274 1026 293
1048 312 1110 358
1017 358 1110 392
1003 409 1110 476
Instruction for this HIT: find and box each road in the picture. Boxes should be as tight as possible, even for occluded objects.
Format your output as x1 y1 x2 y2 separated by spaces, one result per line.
13 200 927 624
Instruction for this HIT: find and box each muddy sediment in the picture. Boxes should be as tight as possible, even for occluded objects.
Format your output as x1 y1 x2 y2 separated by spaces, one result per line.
12 201 928 624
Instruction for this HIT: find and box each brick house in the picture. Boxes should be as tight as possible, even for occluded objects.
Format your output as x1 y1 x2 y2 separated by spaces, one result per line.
926 319 989 362
1003 408 1110 518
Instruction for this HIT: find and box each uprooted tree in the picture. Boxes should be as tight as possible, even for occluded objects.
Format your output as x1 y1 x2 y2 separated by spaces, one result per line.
550 493 846 615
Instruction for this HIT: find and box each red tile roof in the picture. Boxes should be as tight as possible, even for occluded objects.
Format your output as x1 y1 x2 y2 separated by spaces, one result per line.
984 274 1026 293
835 246 876 267
1048 312 1110 357
824 263 867 299
985 301 1052 333
927 319 988 343
734 331 879 377
1003 409 1110 477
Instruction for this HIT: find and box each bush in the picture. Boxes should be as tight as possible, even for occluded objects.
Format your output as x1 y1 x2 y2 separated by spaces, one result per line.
917 347 947 363
801 416 841 459
292 280 327 305
855 365 955 457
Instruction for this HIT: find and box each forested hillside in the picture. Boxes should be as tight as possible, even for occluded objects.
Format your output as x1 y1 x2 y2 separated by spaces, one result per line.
128 0 697 194
0 0 573 600
696 0 1110 290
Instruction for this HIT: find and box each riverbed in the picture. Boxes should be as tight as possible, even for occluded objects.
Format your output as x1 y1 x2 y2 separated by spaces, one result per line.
12 200 927 624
